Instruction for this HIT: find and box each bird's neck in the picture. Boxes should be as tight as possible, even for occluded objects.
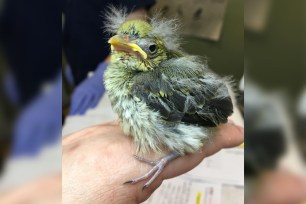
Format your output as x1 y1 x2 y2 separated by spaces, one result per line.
104 59 134 98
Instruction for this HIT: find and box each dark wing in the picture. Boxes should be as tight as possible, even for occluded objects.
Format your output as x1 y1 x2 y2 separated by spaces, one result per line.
132 71 233 127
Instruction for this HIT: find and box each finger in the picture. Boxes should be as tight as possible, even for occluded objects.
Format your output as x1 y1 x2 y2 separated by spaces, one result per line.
72 94 90 115
78 95 94 115
89 94 102 109
204 123 244 157
69 94 85 115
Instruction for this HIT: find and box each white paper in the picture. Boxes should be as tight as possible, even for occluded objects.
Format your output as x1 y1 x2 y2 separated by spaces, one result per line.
143 179 222 204
183 148 244 186
143 147 244 204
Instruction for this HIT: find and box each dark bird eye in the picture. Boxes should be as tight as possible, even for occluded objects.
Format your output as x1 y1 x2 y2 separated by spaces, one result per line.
148 44 157 53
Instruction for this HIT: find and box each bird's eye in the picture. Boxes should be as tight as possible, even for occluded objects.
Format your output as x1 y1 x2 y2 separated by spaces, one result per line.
148 44 157 53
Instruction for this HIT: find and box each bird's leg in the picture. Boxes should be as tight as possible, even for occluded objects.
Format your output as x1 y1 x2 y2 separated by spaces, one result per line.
133 155 158 166
124 152 180 190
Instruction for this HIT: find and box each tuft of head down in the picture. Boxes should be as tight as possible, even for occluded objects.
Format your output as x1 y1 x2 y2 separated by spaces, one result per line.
103 6 182 51
103 5 128 34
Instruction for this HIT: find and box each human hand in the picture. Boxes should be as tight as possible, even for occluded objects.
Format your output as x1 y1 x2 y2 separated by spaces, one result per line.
0 174 61 204
69 62 108 115
247 169 306 204
62 122 244 204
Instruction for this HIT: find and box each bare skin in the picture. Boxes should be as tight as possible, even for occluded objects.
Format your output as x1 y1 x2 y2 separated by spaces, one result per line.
0 174 61 204
4 123 305 204
62 122 244 204
247 169 306 204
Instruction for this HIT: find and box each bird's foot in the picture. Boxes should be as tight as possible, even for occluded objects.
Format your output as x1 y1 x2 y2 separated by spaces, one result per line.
124 152 180 190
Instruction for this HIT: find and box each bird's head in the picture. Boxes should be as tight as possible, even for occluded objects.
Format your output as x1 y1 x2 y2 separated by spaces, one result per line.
108 20 168 71
104 7 182 72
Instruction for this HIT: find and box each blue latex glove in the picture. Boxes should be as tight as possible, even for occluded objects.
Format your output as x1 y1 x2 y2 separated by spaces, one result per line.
69 62 108 115
11 74 62 157
3 71 21 106
64 65 75 86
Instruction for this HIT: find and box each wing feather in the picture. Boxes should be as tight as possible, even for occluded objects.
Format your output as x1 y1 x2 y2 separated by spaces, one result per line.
131 58 233 127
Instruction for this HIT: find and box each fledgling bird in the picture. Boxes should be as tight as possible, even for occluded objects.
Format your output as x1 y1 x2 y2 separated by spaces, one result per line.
103 7 234 190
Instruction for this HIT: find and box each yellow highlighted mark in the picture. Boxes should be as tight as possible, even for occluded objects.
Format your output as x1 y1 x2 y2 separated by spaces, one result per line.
196 192 202 204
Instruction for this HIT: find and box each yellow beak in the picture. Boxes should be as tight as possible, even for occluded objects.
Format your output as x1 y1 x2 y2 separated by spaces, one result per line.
108 35 147 59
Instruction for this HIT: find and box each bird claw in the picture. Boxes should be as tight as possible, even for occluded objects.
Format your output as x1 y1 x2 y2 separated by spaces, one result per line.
123 180 134 184
133 155 158 166
124 152 180 190
142 184 149 191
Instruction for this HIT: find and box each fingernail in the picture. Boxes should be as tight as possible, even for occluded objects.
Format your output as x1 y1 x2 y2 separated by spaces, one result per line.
123 180 133 184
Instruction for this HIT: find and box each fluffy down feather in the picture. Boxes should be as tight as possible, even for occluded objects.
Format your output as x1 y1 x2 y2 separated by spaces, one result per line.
103 6 181 51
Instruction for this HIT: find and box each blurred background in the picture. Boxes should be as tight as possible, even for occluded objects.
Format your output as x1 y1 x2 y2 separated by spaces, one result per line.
0 0 305 203
0 0 62 202
244 0 306 203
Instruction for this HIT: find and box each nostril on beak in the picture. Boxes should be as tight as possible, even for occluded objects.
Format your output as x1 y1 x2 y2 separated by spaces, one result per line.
122 34 129 41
